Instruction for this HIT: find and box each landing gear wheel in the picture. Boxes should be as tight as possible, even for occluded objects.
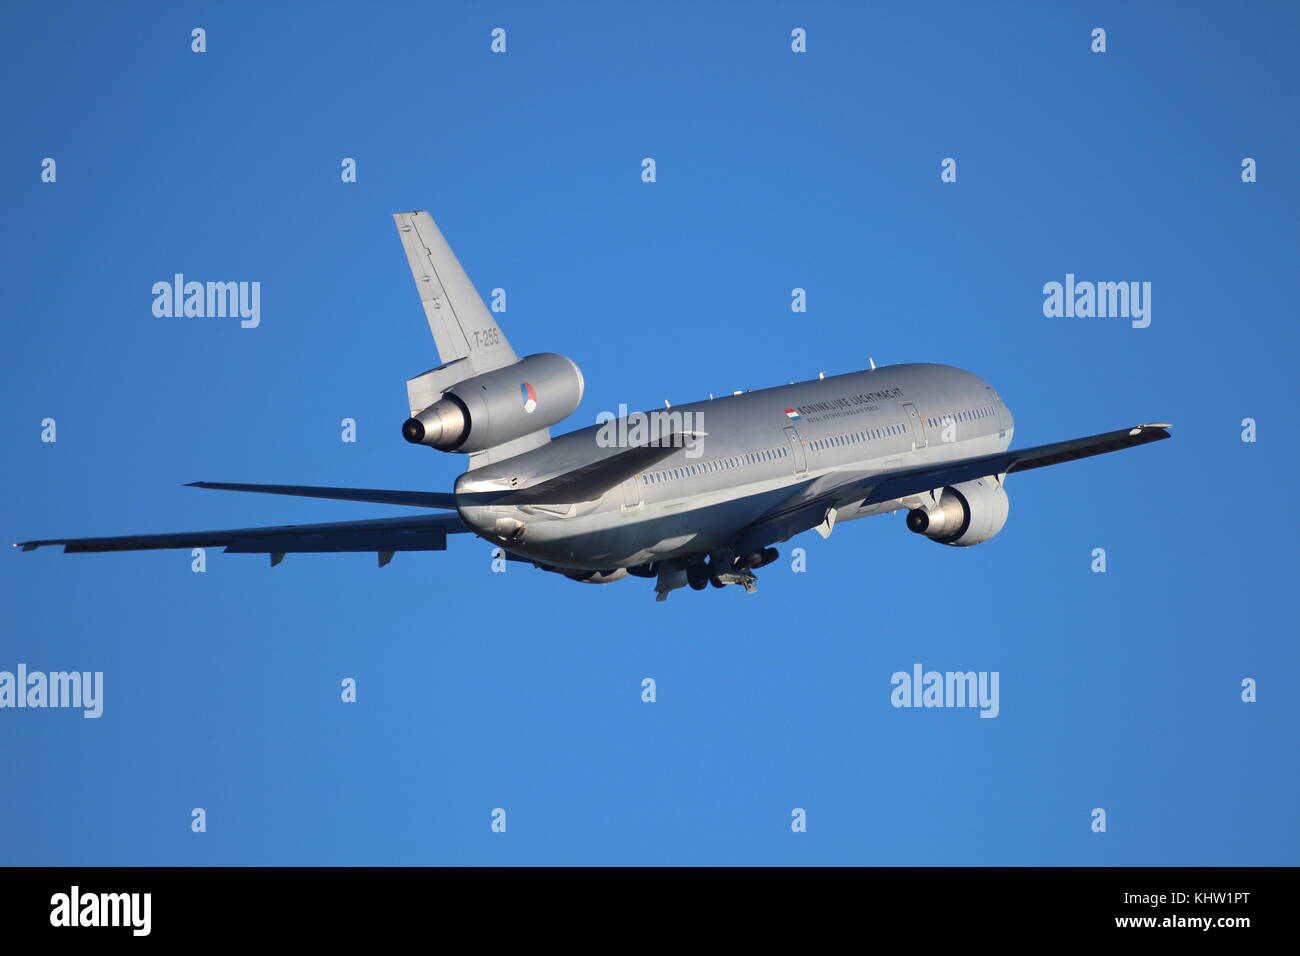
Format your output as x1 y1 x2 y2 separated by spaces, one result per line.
686 562 709 590
706 556 727 587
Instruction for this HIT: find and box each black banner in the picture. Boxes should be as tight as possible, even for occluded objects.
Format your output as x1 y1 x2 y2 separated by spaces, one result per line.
0 866 1282 941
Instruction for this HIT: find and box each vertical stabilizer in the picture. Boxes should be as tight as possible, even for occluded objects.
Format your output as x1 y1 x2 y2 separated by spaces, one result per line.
393 211 518 374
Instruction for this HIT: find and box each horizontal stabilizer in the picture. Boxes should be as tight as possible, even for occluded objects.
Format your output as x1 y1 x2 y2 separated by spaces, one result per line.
186 481 459 509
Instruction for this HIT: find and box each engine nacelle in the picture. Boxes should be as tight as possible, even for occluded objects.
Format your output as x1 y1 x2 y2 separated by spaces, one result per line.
402 353 584 453
905 477 1009 547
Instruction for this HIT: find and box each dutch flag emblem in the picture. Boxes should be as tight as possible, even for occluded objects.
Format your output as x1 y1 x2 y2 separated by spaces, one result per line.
784 409 800 420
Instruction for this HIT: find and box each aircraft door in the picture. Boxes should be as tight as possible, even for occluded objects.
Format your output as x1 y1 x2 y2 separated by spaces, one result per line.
986 386 1009 436
902 402 927 449
621 477 641 510
783 426 808 474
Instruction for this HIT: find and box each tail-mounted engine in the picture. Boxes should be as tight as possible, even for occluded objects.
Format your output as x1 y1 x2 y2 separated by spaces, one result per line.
905 477 1009 547
402 353 584 453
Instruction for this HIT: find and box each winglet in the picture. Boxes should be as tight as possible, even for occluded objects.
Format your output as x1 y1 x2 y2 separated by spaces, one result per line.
1129 422 1173 435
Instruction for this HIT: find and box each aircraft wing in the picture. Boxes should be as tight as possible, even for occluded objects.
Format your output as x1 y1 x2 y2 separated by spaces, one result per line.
737 422 1172 551
20 434 692 563
15 512 470 565
458 432 701 506
497 438 694 504
855 422 1172 507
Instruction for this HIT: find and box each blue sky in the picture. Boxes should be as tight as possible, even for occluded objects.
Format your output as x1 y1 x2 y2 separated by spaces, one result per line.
2 1 1296 865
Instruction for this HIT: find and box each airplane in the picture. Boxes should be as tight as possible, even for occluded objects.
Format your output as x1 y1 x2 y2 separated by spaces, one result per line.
17 211 1172 601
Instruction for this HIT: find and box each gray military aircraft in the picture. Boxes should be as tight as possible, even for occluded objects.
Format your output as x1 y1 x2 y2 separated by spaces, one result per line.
18 211 1172 600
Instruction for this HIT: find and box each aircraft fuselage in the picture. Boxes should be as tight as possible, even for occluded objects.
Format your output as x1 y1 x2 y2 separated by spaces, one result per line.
455 363 1014 572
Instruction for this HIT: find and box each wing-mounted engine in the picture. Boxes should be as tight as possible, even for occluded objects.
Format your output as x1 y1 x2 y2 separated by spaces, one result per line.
402 352 584 454
905 476 1009 547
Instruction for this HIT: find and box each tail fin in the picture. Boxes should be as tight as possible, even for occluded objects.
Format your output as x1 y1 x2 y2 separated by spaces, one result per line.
393 211 517 374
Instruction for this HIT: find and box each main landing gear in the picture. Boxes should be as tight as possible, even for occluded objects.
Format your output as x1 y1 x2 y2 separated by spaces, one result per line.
642 547 780 601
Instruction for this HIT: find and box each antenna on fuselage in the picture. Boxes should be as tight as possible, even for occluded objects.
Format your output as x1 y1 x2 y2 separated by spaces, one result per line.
869 357 876 370
818 371 825 380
